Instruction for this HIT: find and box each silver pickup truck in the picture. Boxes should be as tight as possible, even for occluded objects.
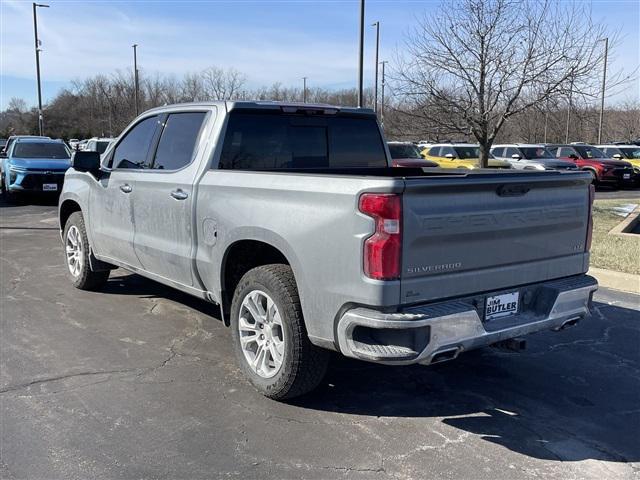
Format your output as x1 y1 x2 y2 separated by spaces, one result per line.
59 101 598 399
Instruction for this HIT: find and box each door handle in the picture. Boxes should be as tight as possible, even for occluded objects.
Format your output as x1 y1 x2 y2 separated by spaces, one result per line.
170 189 188 200
119 184 132 193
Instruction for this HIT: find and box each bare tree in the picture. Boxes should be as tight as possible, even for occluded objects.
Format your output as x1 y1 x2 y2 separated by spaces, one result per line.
7 98 28 113
394 0 630 166
201 66 246 100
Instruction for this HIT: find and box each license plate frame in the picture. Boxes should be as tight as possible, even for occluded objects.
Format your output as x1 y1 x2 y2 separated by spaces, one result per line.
42 183 58 191
485 291 520 321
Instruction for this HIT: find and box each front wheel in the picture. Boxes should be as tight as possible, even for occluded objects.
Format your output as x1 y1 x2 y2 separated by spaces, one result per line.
230 264 329 400
63 211 110 291
1 173 17 203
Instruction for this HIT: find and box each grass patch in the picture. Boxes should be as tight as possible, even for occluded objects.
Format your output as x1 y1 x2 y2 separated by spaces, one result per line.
590 199 640 275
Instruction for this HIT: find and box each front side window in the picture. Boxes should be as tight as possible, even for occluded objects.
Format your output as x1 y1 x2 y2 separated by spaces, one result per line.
13 142 70 159
504 147 519 157
112 116 158 169
453 146 479 159
152 112 206 170
440 146 456 157
619 147 640 159
218 112 386 170
520 147 555 159
574 146 605 159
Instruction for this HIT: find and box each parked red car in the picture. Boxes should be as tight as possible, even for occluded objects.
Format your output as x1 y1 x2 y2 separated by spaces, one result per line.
546 144 635 187
387 142 439 168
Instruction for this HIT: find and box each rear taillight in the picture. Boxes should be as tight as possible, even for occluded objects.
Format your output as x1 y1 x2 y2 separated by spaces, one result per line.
585 184 595 251
359 193 402 280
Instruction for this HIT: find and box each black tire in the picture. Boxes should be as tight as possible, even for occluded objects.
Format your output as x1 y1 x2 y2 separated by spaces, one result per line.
62 211 110 291
1 173 17 203
230 264 329 400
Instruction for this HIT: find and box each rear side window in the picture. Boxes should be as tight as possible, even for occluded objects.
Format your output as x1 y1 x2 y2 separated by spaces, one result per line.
152 112 206 170
428 146 441 156
491 147 504 157
218 113 386 170
112 116 158 169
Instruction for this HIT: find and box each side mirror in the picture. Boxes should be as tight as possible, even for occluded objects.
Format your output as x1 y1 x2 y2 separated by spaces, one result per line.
72 151 101 176
511 154 521 160
569 154 579 160
444 153 455 159
612 153 622 159
0 151 7 158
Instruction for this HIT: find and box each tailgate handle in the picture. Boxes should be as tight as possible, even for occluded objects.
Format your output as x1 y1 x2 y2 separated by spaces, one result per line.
497 184 530 197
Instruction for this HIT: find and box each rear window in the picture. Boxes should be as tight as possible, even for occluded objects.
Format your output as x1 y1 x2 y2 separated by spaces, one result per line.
13 142 70 159
218 113 387 170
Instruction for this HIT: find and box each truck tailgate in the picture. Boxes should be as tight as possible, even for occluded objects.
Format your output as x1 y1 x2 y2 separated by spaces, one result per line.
400 172 591 304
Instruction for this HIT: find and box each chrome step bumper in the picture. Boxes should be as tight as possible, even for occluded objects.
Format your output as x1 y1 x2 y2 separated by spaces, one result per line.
336 275 598 365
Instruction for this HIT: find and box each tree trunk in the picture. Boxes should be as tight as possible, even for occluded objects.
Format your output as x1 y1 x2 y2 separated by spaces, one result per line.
479 141 491 168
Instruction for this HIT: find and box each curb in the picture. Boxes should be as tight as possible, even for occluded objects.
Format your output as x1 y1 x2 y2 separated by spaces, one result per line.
608 206 640 237
588 267 640 295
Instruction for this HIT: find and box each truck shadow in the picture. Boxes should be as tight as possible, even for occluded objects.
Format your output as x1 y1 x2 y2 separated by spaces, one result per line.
99 272 638 464
292 301 640 464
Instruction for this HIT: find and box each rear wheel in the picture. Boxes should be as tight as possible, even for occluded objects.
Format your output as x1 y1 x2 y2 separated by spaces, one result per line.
230 264 329 400
63 212 110 291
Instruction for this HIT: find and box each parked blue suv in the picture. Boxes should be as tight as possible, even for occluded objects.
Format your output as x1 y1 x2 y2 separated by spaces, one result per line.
1 137 71 201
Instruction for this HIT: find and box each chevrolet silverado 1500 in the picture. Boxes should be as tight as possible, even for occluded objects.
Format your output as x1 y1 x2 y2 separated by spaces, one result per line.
59 102 597 399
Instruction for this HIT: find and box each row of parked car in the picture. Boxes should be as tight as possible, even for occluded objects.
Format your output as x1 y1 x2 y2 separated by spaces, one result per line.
0 135 112 200
387 141 640 188
1 130 638 203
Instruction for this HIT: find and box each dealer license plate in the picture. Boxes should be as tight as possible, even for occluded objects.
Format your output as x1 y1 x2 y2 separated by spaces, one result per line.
485 292 519 321
42 183 58 191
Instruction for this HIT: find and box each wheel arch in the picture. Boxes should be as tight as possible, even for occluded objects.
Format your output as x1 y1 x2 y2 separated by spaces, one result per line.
220 238 297 327
59 198 82 232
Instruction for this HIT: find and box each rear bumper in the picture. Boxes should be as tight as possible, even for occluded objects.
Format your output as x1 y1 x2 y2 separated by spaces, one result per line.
336 275 598 365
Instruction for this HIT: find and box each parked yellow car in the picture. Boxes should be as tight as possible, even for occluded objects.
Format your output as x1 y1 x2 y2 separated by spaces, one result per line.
422 144 511 169
596 145 640 173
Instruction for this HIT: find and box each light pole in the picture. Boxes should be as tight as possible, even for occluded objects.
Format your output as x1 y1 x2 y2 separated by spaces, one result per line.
302 77 307 103
33 3 49 136
357 0 365 108
371 21 380 113
132 44 140 116
380 60 388 128
597 37 608 144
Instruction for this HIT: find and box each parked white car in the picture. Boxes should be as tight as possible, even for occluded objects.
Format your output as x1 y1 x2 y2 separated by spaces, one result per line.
491 144 578 170
83 138 114 155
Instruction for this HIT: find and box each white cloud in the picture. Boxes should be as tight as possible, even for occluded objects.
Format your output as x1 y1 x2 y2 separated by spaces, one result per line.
0 0 371 89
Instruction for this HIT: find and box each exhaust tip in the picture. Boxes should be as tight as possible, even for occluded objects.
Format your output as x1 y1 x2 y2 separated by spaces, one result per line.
430 347 460 364
554 317 581 331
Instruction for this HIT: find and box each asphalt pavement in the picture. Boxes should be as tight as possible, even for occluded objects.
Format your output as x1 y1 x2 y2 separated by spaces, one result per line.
1 196 639 480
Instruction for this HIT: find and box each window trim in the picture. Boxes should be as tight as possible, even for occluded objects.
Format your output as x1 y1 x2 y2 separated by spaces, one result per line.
107 110 209 173
107 114 161 171
147 111 209 173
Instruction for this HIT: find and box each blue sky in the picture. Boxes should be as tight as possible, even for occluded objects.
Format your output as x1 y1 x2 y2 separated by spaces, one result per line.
1 0 638 109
